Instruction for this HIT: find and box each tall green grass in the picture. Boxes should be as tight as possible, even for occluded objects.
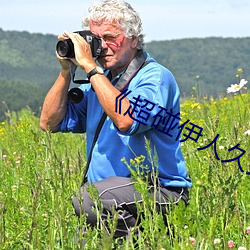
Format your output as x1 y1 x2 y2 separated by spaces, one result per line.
0 93 249 249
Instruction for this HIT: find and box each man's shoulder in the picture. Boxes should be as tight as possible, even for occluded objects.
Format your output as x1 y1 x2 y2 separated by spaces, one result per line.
140 57 175 81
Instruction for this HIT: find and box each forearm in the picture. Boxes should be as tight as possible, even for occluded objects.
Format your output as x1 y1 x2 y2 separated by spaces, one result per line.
90 74 133 132
40 70 71 132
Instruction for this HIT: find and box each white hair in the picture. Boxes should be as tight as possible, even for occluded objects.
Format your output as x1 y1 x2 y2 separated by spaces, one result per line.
82 0 145 49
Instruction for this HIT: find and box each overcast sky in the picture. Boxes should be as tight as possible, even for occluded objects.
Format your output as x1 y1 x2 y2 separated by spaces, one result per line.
1 0 250 42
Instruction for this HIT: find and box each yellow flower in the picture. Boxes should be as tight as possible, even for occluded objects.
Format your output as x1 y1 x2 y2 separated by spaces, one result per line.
130 159 135 165
181 111 187 117
191 103 201 109
237 67 243 73
135 157 141 164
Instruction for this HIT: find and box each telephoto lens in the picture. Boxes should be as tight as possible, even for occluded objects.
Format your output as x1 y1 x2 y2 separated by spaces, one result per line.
56 39 75 58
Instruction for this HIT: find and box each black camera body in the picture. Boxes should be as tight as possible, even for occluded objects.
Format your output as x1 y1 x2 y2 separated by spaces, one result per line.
56 30 102 58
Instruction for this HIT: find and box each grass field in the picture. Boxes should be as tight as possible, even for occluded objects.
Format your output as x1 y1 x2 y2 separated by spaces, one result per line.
0 88 249 249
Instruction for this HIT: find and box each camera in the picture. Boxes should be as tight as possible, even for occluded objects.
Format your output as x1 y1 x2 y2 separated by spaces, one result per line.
56 30 102 58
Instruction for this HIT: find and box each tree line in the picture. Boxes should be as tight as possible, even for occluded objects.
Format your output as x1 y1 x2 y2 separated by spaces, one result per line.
0 28 249 120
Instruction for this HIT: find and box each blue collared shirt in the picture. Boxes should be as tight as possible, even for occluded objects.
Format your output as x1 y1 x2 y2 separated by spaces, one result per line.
57 52 192 188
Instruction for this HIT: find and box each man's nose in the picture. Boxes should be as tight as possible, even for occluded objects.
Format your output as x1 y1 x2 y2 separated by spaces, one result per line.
101 38 108 49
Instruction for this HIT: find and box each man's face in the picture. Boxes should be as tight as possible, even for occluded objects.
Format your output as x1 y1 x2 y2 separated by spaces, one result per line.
89 20 138 73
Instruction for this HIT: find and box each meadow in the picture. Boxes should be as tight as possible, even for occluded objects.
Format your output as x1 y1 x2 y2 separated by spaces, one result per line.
0 86 249 249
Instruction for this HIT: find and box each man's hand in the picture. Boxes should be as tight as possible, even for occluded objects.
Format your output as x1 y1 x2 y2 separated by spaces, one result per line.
62 31 96 73
56 33 79 71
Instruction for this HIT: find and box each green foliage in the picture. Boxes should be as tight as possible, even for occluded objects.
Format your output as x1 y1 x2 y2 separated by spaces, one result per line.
0 29 250 120
0 29 60 93
0 79 46 121
0 92 249 249
0 109 85 249
146 37 250 98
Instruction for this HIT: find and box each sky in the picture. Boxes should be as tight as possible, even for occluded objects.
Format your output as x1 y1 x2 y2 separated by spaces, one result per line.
1 0 250 42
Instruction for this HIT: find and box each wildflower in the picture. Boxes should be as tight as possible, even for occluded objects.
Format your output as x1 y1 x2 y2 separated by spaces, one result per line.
227 79 248 93
228 240 235 248
238 247 246 250
189 237 196 246
214 238 221 244
244 130 250 136
130 159 135 165
121 157 126 163
191 103 201 109
20 207 25 214
135 157 141 164
196 180 201 185
12 185 17 192
246 226 250 235
218 145 224 150
42 213 48 221
237 67 243 73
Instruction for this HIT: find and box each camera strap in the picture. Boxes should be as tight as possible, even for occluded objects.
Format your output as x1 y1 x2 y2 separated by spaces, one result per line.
81 50 149 186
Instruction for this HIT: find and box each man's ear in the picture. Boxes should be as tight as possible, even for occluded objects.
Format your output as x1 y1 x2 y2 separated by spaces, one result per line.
131 36 139 48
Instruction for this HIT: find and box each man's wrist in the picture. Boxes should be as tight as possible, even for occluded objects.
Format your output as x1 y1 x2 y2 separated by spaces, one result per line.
60 68 71 79
87 66 104 80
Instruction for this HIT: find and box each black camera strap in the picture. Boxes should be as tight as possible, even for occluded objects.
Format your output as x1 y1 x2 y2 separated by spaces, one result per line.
81 50 149 186
81 112 107 185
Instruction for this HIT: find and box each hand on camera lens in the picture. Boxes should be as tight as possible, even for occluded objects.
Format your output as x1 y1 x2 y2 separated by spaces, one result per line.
63 31 94 70
56 51 78 72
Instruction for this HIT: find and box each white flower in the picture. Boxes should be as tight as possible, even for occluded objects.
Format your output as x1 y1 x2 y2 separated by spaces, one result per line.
227 79 248 93
214 238 221 244
244 130 250 136
189 237 196 245
238 247 247 250
20 207 25 214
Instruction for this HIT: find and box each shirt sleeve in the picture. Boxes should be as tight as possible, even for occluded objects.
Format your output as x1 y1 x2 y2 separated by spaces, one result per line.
117 62 181 136
57 85 89 133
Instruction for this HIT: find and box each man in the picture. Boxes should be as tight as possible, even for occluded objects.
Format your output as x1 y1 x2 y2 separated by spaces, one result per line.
40 0 192 242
